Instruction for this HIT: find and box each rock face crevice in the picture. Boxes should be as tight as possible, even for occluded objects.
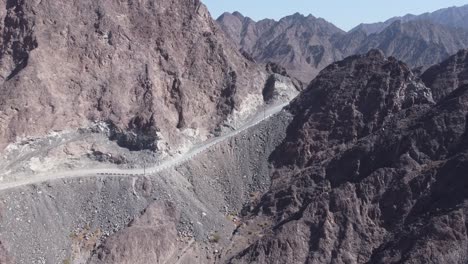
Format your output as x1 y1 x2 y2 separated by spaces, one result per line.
0 0 37 81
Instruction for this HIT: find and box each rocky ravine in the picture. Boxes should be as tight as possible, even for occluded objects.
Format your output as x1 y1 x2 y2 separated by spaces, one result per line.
224 49 468 263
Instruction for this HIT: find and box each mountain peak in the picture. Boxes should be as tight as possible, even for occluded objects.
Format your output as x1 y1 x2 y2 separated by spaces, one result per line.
232 11 245 20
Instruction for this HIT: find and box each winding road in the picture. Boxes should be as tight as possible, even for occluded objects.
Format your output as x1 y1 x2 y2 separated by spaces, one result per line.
0 103 289 191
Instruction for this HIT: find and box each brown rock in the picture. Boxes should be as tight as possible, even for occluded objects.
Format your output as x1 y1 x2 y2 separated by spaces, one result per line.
229 50 468 264
0 0 274 153
91 202 182 264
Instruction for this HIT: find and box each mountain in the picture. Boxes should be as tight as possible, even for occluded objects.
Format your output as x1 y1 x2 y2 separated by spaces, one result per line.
0 0 297 158
353 4 468 34
3 0 468 263
218 10 468 83
216 11 276 54
356 20 468 69
217 12 345 83
227 49 468 263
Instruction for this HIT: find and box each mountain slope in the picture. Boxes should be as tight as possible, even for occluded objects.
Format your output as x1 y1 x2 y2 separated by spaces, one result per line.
227 49 468 263
356 20 468 69
217 12 345 83
218 11 468 84
0 0 295 157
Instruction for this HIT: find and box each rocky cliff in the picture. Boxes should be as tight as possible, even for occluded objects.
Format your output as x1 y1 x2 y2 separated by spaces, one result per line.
0 0 296 156
228 49 468 264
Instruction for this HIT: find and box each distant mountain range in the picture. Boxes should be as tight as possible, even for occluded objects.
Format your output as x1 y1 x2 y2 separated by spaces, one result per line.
217 5 468 83
352 4 468 34
217 12 345 83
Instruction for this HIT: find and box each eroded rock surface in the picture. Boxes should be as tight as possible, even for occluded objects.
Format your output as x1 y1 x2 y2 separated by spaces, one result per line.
0 0 295 156
228 50 468 264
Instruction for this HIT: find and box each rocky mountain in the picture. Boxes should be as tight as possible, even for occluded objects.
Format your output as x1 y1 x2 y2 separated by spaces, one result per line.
226 49 468 263
353 4 468 35
2 0 468 263
356 20 468 70
218 10 468 84
0 0 298 158
217 12 345 83
216 11 276 54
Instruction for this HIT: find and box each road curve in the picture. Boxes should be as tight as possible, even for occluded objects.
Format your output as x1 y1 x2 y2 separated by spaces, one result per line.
0 103 289 191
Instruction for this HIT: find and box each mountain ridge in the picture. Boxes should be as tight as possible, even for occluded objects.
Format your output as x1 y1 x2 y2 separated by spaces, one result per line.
352 4 468 34
228 48 468 264
217 7 468 83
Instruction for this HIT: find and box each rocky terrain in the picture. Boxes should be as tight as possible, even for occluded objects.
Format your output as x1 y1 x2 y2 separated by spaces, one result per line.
0 0 298 154
224 50 468 263
0 0 299 181
0 107 294 264
217 6 468 82
1 0 468 263
3 47 467 264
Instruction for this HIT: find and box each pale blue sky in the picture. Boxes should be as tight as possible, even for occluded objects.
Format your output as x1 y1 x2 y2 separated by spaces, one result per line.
203 0 468 31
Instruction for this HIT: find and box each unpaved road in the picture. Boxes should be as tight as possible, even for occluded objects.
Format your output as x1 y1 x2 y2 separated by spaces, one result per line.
0 103 289 191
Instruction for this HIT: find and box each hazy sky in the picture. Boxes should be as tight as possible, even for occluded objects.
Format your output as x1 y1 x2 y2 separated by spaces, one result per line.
203 0 468 31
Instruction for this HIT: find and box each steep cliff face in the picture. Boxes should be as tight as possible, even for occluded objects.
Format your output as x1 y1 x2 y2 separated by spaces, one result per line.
228 50 468 264
0 0 281 154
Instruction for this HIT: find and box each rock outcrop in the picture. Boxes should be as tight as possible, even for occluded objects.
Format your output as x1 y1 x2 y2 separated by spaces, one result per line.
228 49 468 264
421 49 468 102
90 202 190 264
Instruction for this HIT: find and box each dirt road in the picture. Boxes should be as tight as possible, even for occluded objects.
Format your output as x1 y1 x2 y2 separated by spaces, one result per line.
0 103 288 191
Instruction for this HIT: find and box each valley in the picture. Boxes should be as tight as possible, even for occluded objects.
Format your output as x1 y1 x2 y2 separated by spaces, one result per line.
1 0 468 263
